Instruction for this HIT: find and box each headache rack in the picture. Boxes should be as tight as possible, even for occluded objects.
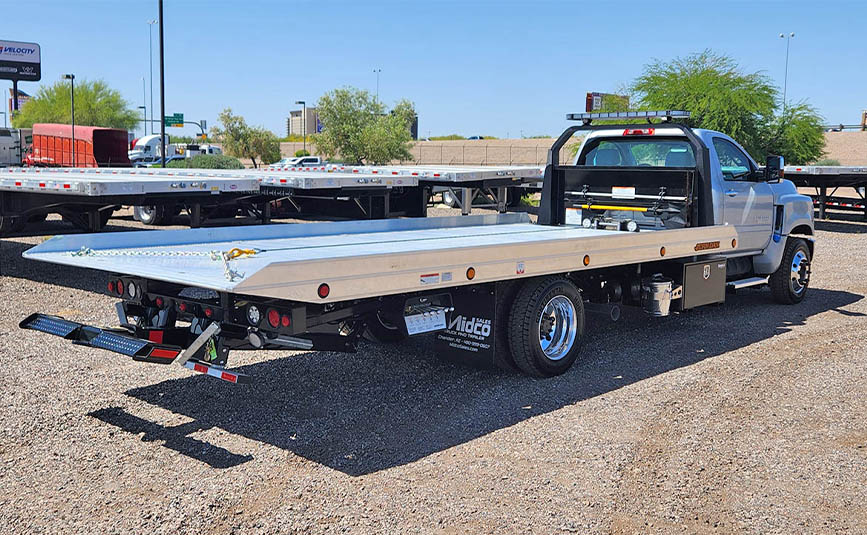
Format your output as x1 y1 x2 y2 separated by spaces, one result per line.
538 111 715 229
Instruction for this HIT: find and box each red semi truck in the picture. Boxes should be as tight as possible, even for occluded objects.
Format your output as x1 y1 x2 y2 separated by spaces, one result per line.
25 123 130 167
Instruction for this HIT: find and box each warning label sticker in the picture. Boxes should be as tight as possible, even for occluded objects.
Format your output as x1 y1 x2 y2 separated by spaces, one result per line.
420 273 440 285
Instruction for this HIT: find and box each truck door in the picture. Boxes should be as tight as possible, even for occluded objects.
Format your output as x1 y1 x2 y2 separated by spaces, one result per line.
711 137 774 252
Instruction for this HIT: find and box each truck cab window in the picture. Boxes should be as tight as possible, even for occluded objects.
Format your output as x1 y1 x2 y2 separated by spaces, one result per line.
580 139 695 167
713 138 752 181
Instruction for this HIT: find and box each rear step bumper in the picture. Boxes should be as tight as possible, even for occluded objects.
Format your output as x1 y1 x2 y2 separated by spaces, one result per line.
19 313 249 384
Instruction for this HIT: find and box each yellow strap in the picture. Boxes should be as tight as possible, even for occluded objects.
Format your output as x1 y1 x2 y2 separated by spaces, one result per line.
225 247 258 259
580 204 648 213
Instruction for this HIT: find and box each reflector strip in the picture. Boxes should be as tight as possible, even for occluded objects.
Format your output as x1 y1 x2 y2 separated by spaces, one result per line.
148 330 164 343
148 348 179 359
184 360 249 384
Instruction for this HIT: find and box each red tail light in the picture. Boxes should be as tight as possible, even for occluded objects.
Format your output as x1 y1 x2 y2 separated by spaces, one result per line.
204 307 213 318
281 314 291 327
116 280 124 296
623 128 655 136
267 309 280 328
155 297 164 307
107 281 115 294
318 283 330 299
178 302 187 312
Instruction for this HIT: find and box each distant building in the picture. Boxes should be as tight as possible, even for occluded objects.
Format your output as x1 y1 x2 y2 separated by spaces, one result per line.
287 107 320 137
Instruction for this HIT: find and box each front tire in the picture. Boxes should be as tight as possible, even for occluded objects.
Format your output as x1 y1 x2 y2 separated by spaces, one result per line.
769 238 811 304
508 276 585 377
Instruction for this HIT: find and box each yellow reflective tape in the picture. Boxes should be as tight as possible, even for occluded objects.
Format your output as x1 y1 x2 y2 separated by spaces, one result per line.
580 204 648 212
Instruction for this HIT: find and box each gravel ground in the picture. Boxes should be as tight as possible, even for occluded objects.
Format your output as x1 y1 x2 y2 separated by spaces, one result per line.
0 208 865 534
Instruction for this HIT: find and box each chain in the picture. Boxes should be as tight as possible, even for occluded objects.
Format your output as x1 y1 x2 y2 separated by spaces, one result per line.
69 246 252 281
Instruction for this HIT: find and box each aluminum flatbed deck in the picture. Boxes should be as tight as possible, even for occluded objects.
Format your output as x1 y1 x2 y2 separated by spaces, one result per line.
784 165 867 218
1 167 260 195
24 213 738 303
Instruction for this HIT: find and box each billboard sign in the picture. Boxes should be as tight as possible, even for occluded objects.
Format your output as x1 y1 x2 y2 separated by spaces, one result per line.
585 92 629 112
8 88 31 112
0 40 41 82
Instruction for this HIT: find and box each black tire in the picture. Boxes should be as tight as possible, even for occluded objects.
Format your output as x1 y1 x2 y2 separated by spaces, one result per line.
508 276 585 377
442 189 461 208
100 208 114 227
134 205 168 226
0 216 19 236
769 238 811 304
363 311 408 343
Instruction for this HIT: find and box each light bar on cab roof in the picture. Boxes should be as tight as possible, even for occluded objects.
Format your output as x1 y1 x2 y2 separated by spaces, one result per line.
566 110 691 122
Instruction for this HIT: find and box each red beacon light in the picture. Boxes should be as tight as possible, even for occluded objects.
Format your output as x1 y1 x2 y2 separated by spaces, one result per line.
623 128 655 136
267 309 280 328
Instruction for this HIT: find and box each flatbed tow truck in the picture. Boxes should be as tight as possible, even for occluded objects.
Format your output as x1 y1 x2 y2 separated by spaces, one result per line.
19 111 815 384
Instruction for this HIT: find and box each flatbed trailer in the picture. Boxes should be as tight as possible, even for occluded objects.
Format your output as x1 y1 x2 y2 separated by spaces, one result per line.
19 111 815 385
0 167 262 235
1 164 544 235
784 165 867 219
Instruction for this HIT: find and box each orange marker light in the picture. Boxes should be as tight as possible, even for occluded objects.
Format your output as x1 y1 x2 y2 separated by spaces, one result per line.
731 238 737 248
466 267 476 280
583 255 590 266
660 246 666 257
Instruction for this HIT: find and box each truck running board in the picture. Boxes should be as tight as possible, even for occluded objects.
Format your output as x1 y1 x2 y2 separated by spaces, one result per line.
726 276 769 290
19 313 249 384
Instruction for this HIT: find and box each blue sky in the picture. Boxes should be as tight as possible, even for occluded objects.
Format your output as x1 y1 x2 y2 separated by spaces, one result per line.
4 0 865 139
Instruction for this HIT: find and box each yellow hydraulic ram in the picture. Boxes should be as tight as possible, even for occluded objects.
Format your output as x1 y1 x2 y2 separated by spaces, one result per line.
580 204 648 213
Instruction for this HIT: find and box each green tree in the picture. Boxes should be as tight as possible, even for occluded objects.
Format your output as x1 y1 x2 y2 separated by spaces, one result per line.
166 154 244 169
12 79 139 129
758 102 826 165
312 87 415 164
210 108 280 168
630 50 824 163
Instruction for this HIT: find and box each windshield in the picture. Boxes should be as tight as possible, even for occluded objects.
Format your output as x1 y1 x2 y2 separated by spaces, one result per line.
579 138 696 168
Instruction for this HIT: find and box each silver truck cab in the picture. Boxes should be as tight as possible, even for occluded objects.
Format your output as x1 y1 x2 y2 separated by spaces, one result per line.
572 127 814 276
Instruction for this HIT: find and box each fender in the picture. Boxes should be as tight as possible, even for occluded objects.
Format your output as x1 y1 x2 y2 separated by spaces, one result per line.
753 191 814 274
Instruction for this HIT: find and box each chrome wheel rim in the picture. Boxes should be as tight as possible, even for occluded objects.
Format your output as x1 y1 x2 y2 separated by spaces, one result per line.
790 250 810 296
538 295 578 361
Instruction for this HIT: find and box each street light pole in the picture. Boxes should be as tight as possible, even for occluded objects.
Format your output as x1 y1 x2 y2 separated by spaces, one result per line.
148 19 157 137
295 100 306 153
63 74 75 167
373 68 381 103
158 0 166 168
141 77 147 135
780 32 794 113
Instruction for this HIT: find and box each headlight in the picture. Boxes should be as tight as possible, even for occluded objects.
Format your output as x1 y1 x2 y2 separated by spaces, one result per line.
247 305 261 325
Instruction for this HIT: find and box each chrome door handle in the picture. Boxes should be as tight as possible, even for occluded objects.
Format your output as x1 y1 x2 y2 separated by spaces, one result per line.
725 190 738 197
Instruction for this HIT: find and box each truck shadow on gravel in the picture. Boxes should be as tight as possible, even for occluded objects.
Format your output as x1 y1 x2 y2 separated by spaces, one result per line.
90 287 863 474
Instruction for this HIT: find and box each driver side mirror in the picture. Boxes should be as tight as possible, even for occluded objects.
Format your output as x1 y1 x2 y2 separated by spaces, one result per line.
764 155 784 182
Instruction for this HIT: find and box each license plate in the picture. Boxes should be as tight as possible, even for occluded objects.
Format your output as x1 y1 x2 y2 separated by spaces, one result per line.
404 309 447 335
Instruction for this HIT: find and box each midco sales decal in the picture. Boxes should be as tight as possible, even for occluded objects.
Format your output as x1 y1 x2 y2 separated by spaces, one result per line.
437 314 493 353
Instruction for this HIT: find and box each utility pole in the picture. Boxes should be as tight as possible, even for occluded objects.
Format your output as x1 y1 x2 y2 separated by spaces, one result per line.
158 1 166 167
63 74 76 166
780 32 794 113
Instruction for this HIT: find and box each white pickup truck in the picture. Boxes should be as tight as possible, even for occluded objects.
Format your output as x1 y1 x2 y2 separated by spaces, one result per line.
19 111 814 384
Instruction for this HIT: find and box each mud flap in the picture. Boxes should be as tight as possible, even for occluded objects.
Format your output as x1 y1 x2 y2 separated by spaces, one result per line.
434 282 518 371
